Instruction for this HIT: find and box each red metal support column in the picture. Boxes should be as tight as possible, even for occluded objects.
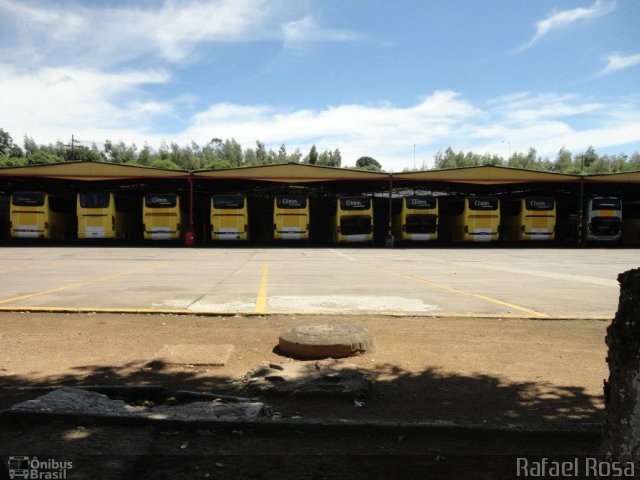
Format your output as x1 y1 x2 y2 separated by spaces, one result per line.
185 176 195 246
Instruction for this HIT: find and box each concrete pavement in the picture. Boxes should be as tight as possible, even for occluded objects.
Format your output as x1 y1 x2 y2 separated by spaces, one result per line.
0 247 636 317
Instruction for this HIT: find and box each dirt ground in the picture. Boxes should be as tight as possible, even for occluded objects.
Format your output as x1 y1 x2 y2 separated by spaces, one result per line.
0 312 609 479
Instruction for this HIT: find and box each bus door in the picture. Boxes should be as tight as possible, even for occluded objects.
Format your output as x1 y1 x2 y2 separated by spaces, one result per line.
273 196 309 240
211 195 248 241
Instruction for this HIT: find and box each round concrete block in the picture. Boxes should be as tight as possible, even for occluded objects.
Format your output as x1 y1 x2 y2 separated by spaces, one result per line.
278 324 374 359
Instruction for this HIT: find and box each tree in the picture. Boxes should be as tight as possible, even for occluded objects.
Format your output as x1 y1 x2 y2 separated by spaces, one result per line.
553 147 573 173
434 147 467 169
355 156 382 171
305 145 318 165
243 147 257 165
149 159 180 169
0 128 13 156
138 144 152 166
627 152 640 171
276 144 287 164
316 150 330 166
23 135 38 158
255 141 267 165
223 138 243 166
329 148 342 167
288 148 302 163
575 146 598 171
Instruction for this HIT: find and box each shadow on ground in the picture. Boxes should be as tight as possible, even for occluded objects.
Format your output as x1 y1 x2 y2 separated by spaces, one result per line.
0 361 604 480
0 358 602 426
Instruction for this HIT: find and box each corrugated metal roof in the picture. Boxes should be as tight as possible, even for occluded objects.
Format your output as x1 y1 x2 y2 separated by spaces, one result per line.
393 165 580 184
194 162 389 182
583 170 640 183
0 161 189 180
1 161 637 184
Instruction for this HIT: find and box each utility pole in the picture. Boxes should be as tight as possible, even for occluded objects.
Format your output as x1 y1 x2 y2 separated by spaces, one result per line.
413 144 416 170
66 135 79 161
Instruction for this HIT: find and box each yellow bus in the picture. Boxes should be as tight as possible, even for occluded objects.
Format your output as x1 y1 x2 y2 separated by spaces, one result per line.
77 191 138 240
211 194 249 241
622 201 640 245
393 196 438 242
143 193 184 241
439 196 500 242
501 197 556 241
332 196 374 244
273 195 309 240
10 191 75 240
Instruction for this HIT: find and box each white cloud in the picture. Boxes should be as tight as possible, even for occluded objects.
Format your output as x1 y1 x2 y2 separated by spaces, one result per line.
519 0 615 51
1 67 638 170
184 91 483 167
281 16 363 45
178 91 640 169
0 64 172 143
595 52 640 77
488 93 604 122
0 0 361 66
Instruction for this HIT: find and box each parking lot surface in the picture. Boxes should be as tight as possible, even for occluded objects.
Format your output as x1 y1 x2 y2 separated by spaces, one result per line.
0 247 635 317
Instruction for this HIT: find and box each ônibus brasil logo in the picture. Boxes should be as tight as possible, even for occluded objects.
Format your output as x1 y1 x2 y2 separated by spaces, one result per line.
7 456 73 479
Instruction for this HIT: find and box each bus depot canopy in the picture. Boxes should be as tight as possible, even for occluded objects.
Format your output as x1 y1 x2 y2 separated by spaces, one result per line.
193 162 389 183
393 165 581 185
0 161 189 181
584 170 640 184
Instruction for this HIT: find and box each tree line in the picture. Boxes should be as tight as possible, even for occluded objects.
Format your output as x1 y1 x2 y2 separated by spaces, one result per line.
424 146 640 175
1 128 638 174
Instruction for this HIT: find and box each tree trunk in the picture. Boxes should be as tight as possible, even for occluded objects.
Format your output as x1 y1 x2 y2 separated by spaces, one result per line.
602 268 640 467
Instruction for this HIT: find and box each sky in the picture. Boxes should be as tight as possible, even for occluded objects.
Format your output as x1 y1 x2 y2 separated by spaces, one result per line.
0 0 638 170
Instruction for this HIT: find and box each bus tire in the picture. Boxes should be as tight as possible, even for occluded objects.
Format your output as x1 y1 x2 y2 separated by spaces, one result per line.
278 324 374 360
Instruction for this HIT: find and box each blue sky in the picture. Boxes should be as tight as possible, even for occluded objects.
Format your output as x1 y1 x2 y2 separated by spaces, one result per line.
0 0 638 170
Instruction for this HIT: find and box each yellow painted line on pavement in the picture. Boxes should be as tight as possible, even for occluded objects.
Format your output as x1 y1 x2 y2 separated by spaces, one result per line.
0 262 167 306
368 264 549 318
255 263 269 313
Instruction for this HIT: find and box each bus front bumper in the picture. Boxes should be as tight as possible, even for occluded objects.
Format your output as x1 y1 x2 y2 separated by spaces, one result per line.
275 230 308 240
79 227 114 239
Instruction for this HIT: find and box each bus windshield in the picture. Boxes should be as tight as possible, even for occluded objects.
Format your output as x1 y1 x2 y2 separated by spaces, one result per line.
213 195 244 209
80 192 110 209
340 198 371 210
468 197 498 211
592 198 621 210
145 194 177 208
12 192 45 207
525 198 554 211
276 196 307 209
405 196 436 209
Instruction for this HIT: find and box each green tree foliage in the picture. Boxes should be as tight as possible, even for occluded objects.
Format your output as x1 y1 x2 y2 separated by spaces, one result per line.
2 128 639 173
554 147 573 173
355 156 382 171
0 129 22 158
255 141 267 165
304 145 318 165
